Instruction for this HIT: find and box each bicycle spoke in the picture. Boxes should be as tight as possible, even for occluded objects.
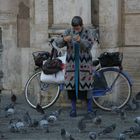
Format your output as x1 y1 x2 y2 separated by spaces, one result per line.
25 71 60 109
92 68 132 111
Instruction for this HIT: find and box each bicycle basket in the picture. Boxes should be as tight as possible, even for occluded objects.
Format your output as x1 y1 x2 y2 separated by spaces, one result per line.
42 58 63 74
98 52 123 67
32 51 50 67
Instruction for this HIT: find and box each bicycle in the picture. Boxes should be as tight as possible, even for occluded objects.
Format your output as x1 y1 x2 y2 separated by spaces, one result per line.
24 40 133 111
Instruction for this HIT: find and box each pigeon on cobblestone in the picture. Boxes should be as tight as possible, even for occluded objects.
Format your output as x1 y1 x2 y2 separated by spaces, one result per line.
9 119 26 133
47 115 57 124
23 111 32 127
77 118 86 132
111 106 126 120
31 119 39 127
88 132 97 140
4 103 14 111
122 125 140 137
47 108 62 123
117 133 126 140
124 97 139 111
93 115 102 128
134 117 140 126
15 119 27 133
11 91 17 104
39 116 49 133
61 128 75 140
36 104 45 114
50 108 62 118
5 103 15 117
129 125 140 138
119 110 126 120
98 123 116 136
9 119 17 133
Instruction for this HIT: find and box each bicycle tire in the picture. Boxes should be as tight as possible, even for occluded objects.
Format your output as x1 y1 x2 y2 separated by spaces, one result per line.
24 71 60 109
92 67 132 111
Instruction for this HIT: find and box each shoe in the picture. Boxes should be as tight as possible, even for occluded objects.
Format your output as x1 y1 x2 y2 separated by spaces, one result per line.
69 110 77 117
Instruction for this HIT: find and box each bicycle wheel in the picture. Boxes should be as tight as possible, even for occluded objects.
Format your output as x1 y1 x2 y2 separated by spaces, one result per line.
24 71 60 109
92 67 132 111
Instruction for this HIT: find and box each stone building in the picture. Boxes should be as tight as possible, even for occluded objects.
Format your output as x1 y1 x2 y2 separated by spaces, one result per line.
0 0 140 105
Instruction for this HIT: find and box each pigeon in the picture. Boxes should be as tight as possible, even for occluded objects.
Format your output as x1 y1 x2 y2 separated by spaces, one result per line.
69 135 75 140
15 119 26 133
23 111 32 126
119 110 126 120
31 119 39 127
124 97 139 111
129 125 140 138
39 118 49 133
131 97 139 110
47 115 57 124
77 118 86 132
4 103 14 111
122 125 140 135
122 128 133 134
111 106 121 114
8 119 17 133
5 103 15 117
9 119 26 133
111 106 126 120
98 123 116 136
135 92 140 100
88 132 97 140
36 104 45 114
82 113 94 123
118 133 126 140
0 134 5 139
50 108 62 118
93 116 102 127
61 128 75 140
134 117 140 126
11 93 17 104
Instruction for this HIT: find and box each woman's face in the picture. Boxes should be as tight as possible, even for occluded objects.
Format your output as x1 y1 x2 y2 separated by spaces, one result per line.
73 25 82 33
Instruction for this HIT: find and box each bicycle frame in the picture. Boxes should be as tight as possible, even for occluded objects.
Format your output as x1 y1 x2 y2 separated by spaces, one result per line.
58 67 133 97
48 40 133 98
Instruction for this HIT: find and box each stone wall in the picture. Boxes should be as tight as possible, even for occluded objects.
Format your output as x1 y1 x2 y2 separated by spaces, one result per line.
123 0 140 95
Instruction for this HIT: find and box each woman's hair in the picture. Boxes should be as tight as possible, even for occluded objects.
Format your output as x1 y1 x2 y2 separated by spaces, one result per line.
71 16 83 26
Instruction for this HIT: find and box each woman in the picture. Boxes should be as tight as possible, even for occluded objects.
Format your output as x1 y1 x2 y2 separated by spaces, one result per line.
55 16 95 117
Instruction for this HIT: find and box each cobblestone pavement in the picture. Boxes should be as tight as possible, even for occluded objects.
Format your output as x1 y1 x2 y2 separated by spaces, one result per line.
0 92 140 140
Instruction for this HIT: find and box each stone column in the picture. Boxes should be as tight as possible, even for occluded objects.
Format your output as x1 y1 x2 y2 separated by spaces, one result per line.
34 0 48 45
52 0 92 28
99 0 120 49
0 0 22 93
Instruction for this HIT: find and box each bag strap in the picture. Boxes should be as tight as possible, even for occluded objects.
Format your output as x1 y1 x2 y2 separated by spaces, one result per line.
50 48 58 60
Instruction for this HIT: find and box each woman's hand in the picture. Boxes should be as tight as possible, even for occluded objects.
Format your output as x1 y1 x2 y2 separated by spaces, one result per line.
63 36 72 42
74 35 80 42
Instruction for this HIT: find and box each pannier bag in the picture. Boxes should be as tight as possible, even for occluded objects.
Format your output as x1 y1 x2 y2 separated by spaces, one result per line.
40 53 66 83
98 52 123 67
32 51 50 67
42 58 63 74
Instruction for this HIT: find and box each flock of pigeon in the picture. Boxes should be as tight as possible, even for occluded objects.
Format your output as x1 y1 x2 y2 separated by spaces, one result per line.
0 90 140 140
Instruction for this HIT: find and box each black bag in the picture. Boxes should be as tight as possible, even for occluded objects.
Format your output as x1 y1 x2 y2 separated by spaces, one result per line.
93 71 108 90
42 58 63 74
33 51 50 67
98 52 123 67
